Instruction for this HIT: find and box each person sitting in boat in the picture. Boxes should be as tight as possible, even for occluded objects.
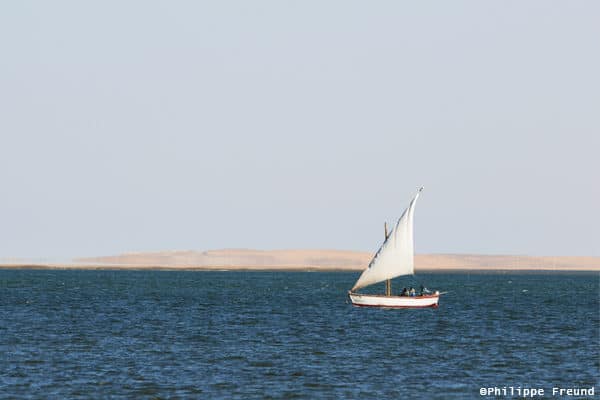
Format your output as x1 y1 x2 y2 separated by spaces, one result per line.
409 287 416 297
400 287 408 296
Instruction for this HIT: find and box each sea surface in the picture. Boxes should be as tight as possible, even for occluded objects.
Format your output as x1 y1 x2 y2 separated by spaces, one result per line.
0 270 598 399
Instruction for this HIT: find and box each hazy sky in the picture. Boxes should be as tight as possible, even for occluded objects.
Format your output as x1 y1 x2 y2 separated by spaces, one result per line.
1 1 598 258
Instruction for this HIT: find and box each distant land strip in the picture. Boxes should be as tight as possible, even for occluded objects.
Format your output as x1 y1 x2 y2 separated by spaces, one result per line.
1 249 598 271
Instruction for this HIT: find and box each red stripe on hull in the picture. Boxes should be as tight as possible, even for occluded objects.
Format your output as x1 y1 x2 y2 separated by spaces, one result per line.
351 302 439 309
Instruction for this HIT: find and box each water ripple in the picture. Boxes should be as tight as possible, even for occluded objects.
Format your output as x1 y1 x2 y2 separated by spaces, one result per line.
0 270 598 399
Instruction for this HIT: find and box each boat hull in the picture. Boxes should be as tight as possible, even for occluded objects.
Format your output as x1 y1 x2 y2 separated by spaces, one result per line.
348 292 439 308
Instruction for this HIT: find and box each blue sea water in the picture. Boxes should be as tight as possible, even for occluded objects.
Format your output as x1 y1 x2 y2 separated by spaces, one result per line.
0 270 598 399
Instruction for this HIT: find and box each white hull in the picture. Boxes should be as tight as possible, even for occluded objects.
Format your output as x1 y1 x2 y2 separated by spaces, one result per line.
348 292 439 308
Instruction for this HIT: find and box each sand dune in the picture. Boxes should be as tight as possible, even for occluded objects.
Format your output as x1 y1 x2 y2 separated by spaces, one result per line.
1 249 597 271
56 249 600 271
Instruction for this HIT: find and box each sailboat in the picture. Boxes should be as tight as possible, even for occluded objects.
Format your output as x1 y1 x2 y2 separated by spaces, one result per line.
348 187 440 308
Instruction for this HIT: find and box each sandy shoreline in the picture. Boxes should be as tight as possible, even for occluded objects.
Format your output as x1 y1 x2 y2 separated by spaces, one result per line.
1 265 598 273
1 250 598 272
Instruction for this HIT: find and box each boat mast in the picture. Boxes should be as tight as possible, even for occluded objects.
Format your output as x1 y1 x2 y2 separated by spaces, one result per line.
384 222 391 296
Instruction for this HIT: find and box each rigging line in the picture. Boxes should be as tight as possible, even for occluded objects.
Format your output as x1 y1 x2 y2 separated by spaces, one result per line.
412 274 428 292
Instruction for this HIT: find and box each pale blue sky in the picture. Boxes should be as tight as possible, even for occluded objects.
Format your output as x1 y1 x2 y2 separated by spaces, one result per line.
1 1 598 258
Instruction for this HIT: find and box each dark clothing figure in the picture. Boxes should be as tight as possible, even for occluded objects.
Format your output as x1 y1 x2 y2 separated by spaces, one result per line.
401 287 408 296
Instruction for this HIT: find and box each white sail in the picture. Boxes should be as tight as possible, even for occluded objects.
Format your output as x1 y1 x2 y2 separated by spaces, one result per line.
351 187 422 292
